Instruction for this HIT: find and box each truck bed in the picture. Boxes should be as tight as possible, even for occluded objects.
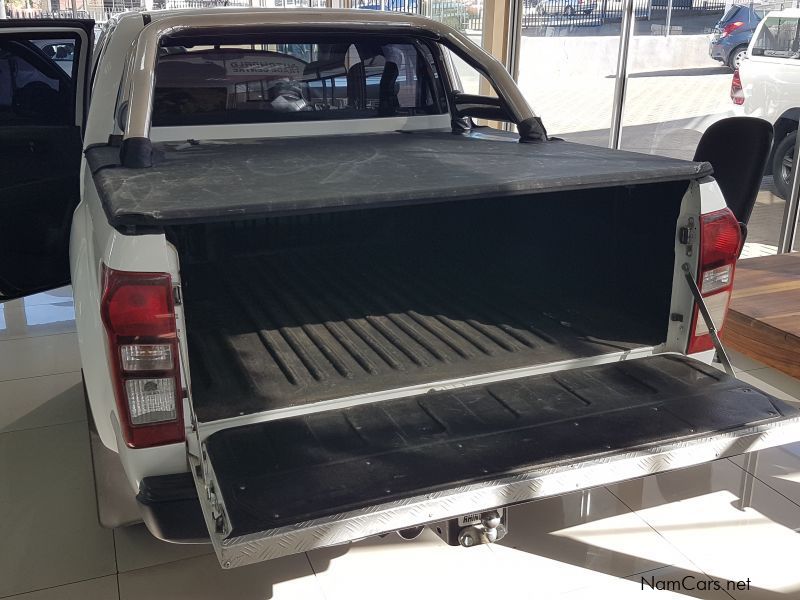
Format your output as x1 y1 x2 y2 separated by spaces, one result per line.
86 131 711 228
183 248 664 422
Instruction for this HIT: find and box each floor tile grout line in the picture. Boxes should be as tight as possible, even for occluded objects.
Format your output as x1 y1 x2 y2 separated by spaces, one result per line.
111 529 122 600
0 417 89 439
113 547 216 576
0 326 78 341
0 330 77 342
0 416 88 438
602 484 728 593
0 331 79 345
0 369 82 385
724 456 800 511
304 553 332 600
0 574 116 600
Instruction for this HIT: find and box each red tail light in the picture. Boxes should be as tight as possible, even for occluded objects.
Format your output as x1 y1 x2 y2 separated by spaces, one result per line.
721 21 745 37
687 208 741 354
730 69 744 105
101 266 184 448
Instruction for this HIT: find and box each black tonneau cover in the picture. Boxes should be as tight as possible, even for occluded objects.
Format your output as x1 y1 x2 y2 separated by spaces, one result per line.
86 130 712 227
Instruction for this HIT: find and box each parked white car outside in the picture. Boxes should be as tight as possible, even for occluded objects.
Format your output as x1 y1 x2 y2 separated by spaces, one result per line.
733 8 800 199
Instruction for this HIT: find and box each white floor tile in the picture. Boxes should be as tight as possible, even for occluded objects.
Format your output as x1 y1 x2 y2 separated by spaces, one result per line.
562 565 733 599
0 421 116 597
113 524 212 573
488 488 696 595
5 576 118 600
308 529 504 600
0 288 76 342
608 459 800 598
0 371 85 434
117 552 324 600
730 443 800 509
308 488 692 600
735 370 800 405
0 333 81 383
726 349 769 373
744 368 800 403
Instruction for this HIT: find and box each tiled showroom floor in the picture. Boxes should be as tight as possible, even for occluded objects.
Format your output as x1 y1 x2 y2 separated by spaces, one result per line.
3 288 800 600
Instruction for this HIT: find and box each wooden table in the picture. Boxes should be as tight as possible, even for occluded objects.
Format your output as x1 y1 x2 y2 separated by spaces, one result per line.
722 253 800 378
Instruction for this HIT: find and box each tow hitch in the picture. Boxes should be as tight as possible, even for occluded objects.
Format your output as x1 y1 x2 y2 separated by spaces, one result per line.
432 509 508 547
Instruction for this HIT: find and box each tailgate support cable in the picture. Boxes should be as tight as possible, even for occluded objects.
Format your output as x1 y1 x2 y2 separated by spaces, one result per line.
681 263 735 377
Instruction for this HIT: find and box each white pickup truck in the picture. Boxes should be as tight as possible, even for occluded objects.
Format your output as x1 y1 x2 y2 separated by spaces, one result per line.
732 8 800 199
2 9 800 570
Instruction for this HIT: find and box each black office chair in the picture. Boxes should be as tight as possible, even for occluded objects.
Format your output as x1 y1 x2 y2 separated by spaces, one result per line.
693 117 774 252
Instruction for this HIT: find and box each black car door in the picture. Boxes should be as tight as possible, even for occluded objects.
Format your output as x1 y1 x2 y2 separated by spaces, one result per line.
0 19 93 300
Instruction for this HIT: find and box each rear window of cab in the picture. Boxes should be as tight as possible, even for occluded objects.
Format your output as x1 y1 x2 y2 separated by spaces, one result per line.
152 35 448 126
752 15 800 58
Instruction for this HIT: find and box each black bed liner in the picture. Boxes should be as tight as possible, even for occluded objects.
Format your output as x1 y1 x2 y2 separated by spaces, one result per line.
205 354 798 537
86 131 712 227
184 250 661 422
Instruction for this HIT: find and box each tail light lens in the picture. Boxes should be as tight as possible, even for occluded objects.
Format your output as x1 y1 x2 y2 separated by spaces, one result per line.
730 69 744 105
687 208 741 354
721 21 745 37
101 266 184 448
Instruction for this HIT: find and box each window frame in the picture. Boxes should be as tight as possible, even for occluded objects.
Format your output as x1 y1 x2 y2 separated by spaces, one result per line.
139 33 451 128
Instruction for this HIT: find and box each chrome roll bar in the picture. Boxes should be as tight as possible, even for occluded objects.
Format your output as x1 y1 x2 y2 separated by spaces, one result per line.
119 9 543 166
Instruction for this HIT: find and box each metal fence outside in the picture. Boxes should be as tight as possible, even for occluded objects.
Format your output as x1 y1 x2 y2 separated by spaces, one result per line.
3 0 483 32
8 0 786 36
6 0 141 21
520 0 726 29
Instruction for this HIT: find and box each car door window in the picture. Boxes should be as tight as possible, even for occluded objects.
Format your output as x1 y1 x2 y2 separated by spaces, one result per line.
752 16 800 59
0 37 77 126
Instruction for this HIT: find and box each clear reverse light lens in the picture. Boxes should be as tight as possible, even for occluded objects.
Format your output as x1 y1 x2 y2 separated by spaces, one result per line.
701 264 732 294
125 378 176 425
120 344 173 371
694 290 731 336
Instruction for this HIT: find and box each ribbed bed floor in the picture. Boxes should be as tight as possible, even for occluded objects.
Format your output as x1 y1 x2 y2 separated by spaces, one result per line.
183 250 662 422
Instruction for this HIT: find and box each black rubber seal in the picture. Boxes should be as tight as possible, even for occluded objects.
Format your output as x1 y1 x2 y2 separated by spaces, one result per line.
518 116 548 142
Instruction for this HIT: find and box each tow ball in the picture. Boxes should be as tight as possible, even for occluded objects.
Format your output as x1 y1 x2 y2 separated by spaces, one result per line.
432 509 508 547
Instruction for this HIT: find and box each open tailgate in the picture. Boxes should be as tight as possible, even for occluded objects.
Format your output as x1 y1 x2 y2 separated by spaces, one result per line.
191 354 800 568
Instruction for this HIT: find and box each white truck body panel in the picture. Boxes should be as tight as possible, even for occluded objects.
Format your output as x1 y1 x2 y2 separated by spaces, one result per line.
69 8 726 489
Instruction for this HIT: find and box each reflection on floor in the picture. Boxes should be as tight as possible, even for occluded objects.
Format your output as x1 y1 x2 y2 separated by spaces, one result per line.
2 287 800 599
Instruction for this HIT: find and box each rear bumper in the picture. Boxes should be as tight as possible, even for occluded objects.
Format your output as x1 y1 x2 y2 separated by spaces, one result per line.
136 473 209 544
709 41 727 62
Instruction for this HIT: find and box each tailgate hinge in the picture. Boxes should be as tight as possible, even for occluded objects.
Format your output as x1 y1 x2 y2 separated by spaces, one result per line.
679 217 696 257
197 445 229 536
